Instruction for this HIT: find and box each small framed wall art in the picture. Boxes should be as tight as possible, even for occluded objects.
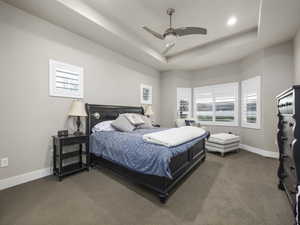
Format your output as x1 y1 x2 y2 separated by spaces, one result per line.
140 84 152 105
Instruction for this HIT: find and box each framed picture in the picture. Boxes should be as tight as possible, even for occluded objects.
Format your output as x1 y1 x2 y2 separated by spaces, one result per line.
141 84 152 105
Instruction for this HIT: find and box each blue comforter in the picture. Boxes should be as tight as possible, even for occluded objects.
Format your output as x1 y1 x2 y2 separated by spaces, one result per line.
90 128 207 178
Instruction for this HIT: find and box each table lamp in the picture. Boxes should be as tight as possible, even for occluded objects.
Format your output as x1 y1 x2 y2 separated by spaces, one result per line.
145 105 154 118
68 100 87 136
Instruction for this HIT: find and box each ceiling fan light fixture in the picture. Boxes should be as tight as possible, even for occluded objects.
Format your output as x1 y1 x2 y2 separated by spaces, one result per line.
164 33 177 44
142 8 207 54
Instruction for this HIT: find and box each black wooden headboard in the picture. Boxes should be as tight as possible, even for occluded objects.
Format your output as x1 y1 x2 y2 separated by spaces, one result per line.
85 104 144 135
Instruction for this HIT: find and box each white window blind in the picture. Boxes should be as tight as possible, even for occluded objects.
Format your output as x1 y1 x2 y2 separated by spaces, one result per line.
241 76 261 129
194 86 213 122
177 88 192 119
49 59 84 98
194 82 239 126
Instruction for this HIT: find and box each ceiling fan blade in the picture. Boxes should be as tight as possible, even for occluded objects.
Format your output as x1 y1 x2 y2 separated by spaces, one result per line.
162 42 175 55
142 26 164 40
174 27 207 36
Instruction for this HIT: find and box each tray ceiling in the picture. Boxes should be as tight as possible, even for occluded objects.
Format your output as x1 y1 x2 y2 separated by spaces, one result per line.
3 0 300 71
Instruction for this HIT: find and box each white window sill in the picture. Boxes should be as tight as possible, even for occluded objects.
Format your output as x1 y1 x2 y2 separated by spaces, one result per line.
241 124 261 129
197 121 239 127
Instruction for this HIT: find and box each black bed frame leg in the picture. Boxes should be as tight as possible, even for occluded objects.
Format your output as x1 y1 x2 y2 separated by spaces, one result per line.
278 180 284 191
159 193 169 204
90 157 95 168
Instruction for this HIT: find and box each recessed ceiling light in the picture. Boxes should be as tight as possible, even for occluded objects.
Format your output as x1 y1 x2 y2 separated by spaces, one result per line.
227 16 237 26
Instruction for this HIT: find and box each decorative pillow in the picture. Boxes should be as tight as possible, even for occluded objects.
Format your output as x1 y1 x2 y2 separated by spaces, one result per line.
111 115 135 132
136 115 153 129
123 113 144 125
185 120 196 126
92 120 116 133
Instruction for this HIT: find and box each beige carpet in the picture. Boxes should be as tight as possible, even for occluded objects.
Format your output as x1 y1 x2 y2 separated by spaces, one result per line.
0 150 294 225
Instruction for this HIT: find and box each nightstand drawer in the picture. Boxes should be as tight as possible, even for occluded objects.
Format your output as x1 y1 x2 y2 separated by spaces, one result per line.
61 136 88 145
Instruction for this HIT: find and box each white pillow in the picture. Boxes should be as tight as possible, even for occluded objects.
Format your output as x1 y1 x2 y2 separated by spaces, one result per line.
92 120 116 133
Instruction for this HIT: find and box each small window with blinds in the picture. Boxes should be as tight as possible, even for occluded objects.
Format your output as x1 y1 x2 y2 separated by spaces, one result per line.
194 82 239 126
241 76 261 129
177 88 192 119
49 60 84 98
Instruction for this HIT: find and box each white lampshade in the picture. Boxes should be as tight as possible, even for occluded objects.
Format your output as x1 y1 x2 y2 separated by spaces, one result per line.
145 105 154 116
68 100 87 117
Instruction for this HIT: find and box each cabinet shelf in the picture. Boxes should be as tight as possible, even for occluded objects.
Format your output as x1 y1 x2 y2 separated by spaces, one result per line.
60 163 87 176
56 150 87 160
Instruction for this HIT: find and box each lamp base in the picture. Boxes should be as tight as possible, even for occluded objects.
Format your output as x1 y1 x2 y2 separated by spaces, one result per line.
73 116 83 136
73 131 84 136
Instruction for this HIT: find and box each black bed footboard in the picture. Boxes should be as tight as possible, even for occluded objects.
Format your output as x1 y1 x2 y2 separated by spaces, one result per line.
90 138 206 203
170 139 205 179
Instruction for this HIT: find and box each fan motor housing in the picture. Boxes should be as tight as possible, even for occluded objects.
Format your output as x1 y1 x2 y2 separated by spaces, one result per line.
164 28 177 38
166 8 175 16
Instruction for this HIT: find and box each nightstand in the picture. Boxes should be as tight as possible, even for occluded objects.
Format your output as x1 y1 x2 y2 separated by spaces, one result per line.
52 134 89 181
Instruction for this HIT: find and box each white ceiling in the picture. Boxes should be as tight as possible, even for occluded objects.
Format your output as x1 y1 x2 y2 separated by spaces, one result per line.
3 0 300 71
84 0 260 55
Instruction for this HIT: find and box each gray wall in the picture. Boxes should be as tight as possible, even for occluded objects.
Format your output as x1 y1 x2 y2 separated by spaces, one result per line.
160 71 192 128
241 43 294 152
160 41 294 152
294 28 300 84
0 2 160 180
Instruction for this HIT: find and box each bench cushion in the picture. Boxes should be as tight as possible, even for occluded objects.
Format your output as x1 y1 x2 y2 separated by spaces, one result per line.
208 133 240 144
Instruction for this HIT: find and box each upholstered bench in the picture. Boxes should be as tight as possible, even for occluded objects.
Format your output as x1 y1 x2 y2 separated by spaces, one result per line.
206 133 240 157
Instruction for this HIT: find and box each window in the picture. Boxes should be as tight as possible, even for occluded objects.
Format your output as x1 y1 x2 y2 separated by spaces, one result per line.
194 82 239 126
177 88 192 119
49 59 84 98
241 76 261 129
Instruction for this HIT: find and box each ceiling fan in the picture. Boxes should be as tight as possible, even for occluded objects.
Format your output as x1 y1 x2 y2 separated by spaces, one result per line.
143 8 207 55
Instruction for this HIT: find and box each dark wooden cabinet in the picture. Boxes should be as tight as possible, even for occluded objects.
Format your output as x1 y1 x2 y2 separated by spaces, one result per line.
277 86 300 222
52 135 89 181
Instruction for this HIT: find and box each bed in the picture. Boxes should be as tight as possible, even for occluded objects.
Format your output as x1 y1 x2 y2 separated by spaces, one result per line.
86 104 208 203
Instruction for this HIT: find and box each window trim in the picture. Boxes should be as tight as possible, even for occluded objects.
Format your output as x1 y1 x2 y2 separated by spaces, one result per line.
241 76 261 129
193 82 239 127
49 59 84 99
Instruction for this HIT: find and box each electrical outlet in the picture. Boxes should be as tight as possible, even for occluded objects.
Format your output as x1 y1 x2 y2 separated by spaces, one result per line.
0 158 8 167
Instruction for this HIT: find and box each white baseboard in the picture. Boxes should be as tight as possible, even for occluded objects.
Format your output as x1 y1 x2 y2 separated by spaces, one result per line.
239 144 279 159
0 167 51 191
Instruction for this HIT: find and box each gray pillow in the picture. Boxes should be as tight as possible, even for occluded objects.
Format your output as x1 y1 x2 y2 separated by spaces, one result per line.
136 115 153 129
111 115 135 132
122 113 144 125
